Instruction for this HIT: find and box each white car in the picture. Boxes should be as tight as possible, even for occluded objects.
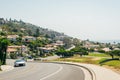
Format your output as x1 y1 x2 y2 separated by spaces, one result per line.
14 60 26 67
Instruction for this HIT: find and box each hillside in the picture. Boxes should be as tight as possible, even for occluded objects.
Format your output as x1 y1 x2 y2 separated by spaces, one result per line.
0 18 67 39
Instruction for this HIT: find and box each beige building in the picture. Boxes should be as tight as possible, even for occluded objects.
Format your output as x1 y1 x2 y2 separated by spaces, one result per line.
7 35 19 41
7 45 28 54
22 36 36 42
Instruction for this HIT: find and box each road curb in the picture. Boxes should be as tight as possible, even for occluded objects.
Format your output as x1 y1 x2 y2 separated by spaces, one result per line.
44 61 96 80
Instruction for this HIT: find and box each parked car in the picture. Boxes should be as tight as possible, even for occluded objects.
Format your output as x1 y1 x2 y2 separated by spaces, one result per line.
27 56 34 62
14 60 26 67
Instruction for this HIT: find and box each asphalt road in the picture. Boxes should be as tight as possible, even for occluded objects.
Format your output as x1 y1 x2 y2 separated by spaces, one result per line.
0 62 85 80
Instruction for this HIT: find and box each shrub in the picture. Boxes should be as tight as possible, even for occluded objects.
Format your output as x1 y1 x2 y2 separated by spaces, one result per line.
10 53 17 59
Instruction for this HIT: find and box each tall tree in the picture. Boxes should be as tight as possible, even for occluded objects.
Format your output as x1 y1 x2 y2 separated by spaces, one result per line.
0 38 9 65
28 29 32 36
34 28 40 37
63 37 72 49
72 38 81 46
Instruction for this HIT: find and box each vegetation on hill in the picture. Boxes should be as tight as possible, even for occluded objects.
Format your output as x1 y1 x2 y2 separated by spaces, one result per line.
0 18 67 39
0 18 120 72
0 18 79 59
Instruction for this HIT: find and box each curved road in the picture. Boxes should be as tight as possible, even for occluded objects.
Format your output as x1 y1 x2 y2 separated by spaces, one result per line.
0 62 85 80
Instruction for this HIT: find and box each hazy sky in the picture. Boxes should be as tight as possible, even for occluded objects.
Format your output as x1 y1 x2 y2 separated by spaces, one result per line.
0 0 120 41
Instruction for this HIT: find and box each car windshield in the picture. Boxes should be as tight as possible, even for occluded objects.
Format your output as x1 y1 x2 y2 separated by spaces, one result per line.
15 60 24 62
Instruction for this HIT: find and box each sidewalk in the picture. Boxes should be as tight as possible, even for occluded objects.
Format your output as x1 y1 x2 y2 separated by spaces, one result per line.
1 65 14 72
71 62 120 80
0 59 14 73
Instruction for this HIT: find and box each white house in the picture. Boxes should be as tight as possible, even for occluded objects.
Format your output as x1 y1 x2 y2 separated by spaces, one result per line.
102 48 111 52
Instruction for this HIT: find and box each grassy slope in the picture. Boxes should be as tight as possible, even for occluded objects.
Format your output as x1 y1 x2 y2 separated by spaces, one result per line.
54 53 120 69
102 60 120 69
89 52 111 57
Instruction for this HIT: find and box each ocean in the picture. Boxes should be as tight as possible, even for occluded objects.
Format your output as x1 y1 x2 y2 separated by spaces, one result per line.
95 40 120 44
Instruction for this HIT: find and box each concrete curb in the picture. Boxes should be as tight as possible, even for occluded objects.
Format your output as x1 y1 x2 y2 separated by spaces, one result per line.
43 61 96 80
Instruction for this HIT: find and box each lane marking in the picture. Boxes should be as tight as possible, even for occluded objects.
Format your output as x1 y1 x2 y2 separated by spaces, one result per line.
40 64 63 80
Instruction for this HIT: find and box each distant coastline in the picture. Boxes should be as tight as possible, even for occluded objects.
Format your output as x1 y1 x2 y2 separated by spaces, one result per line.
95 40 120 44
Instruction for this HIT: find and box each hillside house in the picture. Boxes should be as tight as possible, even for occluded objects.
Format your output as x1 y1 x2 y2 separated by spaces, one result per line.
7 48 17 54
7 45 28 55
52 40 64 47
22 36 36 42
114 48 120 50
84 44 99 49
20 28 25 31
102 48 111 52
55 40 64 46
37 45 56 56
37 37 46 40
7 35 19 41
38 47 55 53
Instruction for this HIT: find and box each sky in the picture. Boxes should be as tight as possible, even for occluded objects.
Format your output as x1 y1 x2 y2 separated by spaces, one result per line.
0 0 120 41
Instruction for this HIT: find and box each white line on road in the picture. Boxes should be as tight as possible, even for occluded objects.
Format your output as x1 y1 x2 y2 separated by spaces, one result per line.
40 64 63 80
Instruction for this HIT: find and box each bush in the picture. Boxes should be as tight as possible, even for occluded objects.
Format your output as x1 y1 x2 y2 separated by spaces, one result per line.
10 53 17 59
98 50 105 53
108 50 120 59
55 50 74 58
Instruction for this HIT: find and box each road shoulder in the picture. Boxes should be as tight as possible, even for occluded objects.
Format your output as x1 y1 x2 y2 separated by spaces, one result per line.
0 65 14 72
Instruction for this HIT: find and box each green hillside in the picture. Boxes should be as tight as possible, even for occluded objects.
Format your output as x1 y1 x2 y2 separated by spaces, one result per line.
0 18 67 39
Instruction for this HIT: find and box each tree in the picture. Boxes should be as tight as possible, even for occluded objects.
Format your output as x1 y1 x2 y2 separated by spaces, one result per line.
72 38 81 47
63 37 72 49
28 39 45 57
34 28 40 37
45 34 50 38
12 28 18 32
108 50 120 59
55 50 73 58
10 53 17 59
0 38 9 65
28 30 32 36
17 34 23 57
71 47 88 57
0 32 7 36
98 49 105 53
